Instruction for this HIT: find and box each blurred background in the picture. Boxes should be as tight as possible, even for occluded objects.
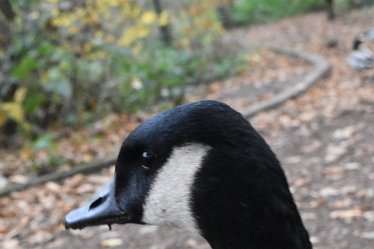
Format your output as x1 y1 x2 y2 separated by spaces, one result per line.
1 0 374 248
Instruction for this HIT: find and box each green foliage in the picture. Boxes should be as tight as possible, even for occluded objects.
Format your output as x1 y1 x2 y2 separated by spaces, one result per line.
32 133 56 150
232 0 325 24
334 0 374 9
1 0 242 140
231 0 374 25
10 54 38 81
29 155 68 174
27 132 69 174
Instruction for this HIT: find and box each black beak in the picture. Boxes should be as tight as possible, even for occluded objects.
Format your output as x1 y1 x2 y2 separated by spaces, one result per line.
64 178 130 230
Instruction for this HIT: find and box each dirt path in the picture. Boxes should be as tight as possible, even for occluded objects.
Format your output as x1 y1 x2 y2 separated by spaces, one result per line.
1 8 374 249
240 10 374 249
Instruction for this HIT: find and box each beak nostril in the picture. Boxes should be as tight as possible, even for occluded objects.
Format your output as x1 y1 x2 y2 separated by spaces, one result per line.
89 196 107 210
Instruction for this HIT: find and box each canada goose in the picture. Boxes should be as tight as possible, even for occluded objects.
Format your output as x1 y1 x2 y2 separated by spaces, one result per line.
65 100 312 249
347 28 374 70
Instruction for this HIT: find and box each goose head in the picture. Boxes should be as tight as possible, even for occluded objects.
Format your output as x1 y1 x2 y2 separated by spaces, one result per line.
64 100 312 249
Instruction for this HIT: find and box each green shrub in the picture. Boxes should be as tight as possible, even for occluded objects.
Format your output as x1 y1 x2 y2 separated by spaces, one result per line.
232 0 325 24
0 0 243 139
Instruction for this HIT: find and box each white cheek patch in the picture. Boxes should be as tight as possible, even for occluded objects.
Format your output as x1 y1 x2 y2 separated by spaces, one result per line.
142 143 211 234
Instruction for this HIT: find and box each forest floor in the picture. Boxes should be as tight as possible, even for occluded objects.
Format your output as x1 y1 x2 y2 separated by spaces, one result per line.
1 8 374 249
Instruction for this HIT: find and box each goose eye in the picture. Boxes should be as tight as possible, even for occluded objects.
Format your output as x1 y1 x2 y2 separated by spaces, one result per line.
141 151 156 169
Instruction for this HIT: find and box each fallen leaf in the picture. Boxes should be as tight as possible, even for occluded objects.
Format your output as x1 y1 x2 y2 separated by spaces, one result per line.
325 144 348 162
2 239 21 249
329 198 353 209
20 146 34 160
344 162 361 170
309 198 327 208
292 178 308 187
0 175 8 189
320 187 340 197
363 211 374 222
301 212 317 220
0 225 10 234
101 238 123 247
330 206 368 219
322 166 346 175
332 126 356 139
65 174 85 188
9 174 28 184
45 181 61 193
360 231 374 240
27 230 53 245
301 140 322 153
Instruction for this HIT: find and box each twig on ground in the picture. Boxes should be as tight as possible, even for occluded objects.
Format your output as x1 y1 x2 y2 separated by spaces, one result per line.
0 158 116 196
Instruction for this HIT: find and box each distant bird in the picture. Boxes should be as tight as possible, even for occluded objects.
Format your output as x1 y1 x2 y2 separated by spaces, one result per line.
347 29 374 70
65 100 312 249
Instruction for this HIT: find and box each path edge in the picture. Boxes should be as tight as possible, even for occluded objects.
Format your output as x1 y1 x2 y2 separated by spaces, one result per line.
0 46 331 196
242 45 331 118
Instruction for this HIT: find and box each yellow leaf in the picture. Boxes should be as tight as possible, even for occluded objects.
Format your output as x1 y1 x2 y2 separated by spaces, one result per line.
131 77 143 89
119 31 135 47
178 38 190 48
68 26 79 34
101 238 123 247
131 44 142 54
108 0 120 7
0 112 6 126
14 87 27 103
330 207 367 219
158 11 169 26
51 8 59 18
83 43 93 53
2 103 23 126
141 11 157 25
136 26 150 38
0 87 31 131
95 31 103 39
95 51 108 59
105 35 115 43
20 146 34 160
130 6 141 18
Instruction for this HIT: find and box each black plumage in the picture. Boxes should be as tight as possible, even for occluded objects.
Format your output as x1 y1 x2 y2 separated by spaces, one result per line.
65 100 312 249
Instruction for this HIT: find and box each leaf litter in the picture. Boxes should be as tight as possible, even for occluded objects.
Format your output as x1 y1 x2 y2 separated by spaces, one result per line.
1 7 374 249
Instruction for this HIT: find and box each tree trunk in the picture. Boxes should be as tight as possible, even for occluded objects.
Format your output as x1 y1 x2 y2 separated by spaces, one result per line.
152 0 172 46
325 0 335 20
0 0 15 21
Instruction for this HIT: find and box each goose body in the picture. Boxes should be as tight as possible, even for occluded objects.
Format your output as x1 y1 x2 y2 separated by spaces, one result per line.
65 100 312 249
348 28 374 70
347 47 374 69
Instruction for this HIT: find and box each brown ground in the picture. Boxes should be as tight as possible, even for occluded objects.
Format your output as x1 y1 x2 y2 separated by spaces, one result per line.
1 8 374 249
